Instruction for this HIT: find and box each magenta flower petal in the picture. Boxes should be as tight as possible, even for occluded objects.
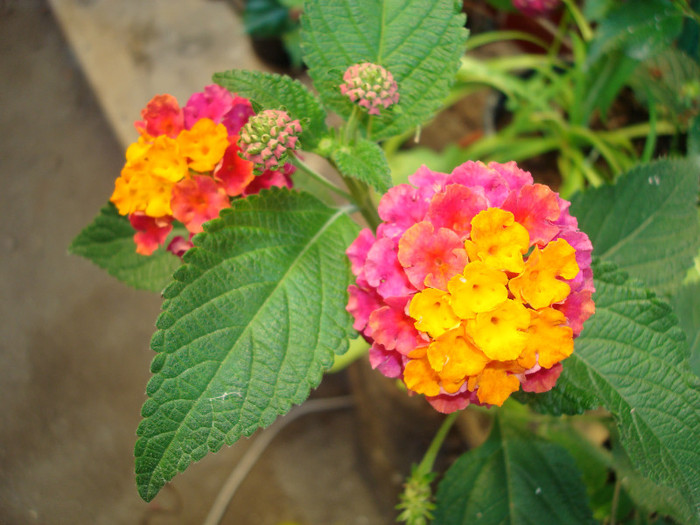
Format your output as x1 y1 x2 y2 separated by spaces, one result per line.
369 343 404 378
368 297 423 355
183 84 234 130
364 237 414 299
503 183 562 245
347 284 383 333
426 183 488 239
377 183 431 240
129 212 173 255
347 228 376 278
520 362 563 393
397 221 468 290
449 161 508 207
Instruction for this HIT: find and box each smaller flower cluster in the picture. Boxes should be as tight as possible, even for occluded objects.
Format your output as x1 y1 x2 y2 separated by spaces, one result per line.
340 62 400 115
512 0 561 16
238 109 302 173
347 161 595 413
110 85 295 256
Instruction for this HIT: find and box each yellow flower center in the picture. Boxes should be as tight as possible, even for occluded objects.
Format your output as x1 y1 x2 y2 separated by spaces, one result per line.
403 208 579 406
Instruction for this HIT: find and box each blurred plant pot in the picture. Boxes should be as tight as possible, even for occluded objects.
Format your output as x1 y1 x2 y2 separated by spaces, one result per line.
346 359 472 515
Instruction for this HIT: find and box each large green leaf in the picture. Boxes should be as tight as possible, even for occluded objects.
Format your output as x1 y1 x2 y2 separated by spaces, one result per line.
433 413 594 524
586 0 684 66
570 156 700 293
213 69 328 149
542 261 700 523
134 189 359 501
68 203 182 292
300 0 468 141
611 429 694 524
331 137 391 193
670 281 700 377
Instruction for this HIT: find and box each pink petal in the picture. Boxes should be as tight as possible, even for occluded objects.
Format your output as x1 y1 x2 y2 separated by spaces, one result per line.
171 175 230 234
367 297 422 355
364 236 414 299
346 228 375 277
369 343 404 378
448 160 508 207
129 212 173 255
503 183 562 245
377 183 430 240
346 284 383 333
426 183 488 239
521 362 563 393
397 221 467 290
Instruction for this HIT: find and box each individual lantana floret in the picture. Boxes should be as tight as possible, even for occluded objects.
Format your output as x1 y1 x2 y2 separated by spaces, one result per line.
109 86 296 256
512 0 561 16
238 109 302 173
346 161 595 414
340 62 400 116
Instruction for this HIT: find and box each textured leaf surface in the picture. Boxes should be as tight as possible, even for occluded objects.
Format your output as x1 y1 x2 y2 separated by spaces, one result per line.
331 137 391 193
68 203 181 292
570 156 700 293
544 261 700 522
670 281 700 377
434 414 594 524
213 69 328 149
134 189 359 501
611 432 694 524
301 0 468 140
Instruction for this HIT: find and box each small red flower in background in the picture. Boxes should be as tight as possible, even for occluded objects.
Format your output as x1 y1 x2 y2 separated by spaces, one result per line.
512 0 561 17
346 161 594 413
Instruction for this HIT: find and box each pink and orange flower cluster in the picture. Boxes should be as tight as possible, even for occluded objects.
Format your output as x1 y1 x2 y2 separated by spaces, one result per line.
110 85 295 255
347 161 595 413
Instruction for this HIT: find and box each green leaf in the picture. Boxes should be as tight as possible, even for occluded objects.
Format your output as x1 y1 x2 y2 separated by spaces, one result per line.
544 261 700 523
433 413 594 524
630 47 700 120
68 203 182 292
331 137 391 193
611 429 694 524
586 0 684 67
213 69 328 149
512 371 600 416
300 0 468 141
670 281 700 377
134 189 359 502
570 156 700 293
243 0 293 38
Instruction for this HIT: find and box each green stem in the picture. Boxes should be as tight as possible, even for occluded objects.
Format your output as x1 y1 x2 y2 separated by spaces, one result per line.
288 156 352 200
672 0 700 24
640 89 658 164
343 176 381 230
609 476 622 525
415 412 460 477
561 0 594 41
344 106 361 145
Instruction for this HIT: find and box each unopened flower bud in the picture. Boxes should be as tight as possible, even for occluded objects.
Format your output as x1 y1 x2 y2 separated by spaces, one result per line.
238 109 302 172
340 62 399 116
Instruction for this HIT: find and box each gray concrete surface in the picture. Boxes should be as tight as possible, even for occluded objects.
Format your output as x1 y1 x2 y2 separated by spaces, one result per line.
0 3 390 524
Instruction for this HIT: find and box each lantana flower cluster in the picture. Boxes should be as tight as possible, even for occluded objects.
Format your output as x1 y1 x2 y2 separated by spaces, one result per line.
347 161 595 413
110 84 295 256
